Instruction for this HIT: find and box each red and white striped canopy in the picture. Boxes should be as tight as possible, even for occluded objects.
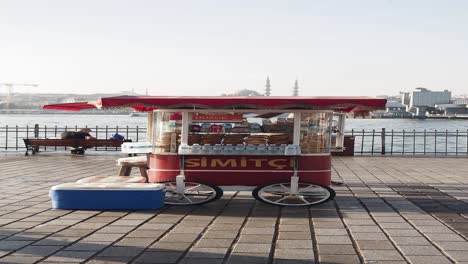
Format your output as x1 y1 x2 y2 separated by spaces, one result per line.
44 96 386 113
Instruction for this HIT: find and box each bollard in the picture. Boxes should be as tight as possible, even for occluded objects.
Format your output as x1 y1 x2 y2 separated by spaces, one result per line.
34 124 39 138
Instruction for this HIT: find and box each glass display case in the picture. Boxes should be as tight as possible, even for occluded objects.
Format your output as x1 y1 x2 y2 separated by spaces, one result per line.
152 110 338 155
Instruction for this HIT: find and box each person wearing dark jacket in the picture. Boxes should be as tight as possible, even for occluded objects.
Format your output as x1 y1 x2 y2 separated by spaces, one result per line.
61 128 95 140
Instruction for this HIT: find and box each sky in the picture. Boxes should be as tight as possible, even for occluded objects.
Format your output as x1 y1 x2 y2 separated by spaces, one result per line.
1 0 467 96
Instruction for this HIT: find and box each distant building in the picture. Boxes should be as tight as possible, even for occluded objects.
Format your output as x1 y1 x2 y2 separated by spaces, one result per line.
435 103 468 116
402 88 452 116
453 98 468 105
410 88 451 107
265 77 271 96
221 89 262 96
292 80 299 96
384 101 412 118
401 92 411 106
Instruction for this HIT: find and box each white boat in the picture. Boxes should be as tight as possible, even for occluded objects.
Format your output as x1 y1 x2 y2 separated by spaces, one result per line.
129 112 144 117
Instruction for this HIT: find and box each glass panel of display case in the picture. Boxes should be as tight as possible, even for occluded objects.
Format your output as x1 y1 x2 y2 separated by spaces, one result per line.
187 112 294 147
300 112 332 153
153 112 181 153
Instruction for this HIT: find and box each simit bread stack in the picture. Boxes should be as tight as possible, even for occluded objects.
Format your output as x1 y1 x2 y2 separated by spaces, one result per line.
201 134 224 145
300 135 324 153
244 135 268 145
267 134 290 145
187 134 202 145
157 132 173 152
223 134 246 145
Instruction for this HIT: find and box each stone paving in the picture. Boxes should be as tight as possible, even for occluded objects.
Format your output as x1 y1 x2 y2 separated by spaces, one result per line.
0 153 467 264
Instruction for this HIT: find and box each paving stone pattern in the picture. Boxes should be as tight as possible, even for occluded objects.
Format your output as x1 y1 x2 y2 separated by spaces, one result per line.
0 153 467 263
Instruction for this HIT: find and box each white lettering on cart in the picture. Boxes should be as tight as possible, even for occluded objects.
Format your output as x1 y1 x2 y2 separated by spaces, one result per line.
210 159 237 168
184 157 294 170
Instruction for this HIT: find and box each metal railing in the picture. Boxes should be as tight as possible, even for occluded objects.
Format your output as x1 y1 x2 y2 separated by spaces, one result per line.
0 125 146 152
1 125 467 156
350 129 468 155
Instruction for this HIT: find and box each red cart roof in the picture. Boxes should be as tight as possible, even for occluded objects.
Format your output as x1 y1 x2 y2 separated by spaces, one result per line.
44 95 386 112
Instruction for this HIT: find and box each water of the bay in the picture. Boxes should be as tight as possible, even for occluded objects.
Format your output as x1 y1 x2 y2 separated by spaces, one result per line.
1 114 467 131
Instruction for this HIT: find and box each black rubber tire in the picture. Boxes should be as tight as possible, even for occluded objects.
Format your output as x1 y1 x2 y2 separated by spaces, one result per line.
158 180 223 206
252 181 336 207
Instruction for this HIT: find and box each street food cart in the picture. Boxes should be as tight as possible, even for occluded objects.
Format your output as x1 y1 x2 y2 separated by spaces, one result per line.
44 96 386 206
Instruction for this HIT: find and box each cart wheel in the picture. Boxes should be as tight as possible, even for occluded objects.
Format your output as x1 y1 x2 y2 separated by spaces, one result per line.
159 180 223 205
252 181 335 206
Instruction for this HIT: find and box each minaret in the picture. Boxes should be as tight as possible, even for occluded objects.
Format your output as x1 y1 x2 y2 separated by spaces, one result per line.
292 79 299 96
265 77 271 96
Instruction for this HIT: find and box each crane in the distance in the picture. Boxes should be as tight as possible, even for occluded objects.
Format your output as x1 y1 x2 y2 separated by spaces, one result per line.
0 83 39 108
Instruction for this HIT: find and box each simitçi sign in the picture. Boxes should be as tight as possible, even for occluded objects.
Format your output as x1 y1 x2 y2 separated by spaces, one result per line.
192 114 243 122
184 156 294 170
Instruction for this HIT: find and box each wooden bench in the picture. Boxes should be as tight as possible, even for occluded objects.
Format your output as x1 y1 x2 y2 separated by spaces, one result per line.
23 138 131 156
117 156 148 179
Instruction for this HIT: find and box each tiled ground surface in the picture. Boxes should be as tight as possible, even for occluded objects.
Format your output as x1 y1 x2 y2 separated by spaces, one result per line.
0 153 467 264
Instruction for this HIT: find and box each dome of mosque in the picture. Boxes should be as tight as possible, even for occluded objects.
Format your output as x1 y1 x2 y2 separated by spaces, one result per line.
230 89 262 96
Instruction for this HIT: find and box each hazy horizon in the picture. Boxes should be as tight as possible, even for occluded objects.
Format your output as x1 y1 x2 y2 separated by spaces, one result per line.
1 0 468 96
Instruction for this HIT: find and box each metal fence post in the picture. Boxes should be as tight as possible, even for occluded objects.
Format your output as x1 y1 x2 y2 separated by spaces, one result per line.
423 130 426 155
126 126 129 141
390 129 394 154
105 126 109 151
445 129 448 155
34 124 39 138
44 125 47 150
381 128 386 155
54 126 58 150
361 129 365 155
136 126 139 142
15 125 18 150
402 130 405 155
5 125 8 150
95 126 99 150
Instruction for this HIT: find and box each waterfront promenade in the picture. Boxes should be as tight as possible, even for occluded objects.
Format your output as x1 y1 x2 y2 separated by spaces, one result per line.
0 154 467 263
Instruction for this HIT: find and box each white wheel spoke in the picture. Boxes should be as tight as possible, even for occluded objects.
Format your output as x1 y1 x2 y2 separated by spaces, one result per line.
299 192 325 197
275 195 291 203
279 184 291 192
186 184 202 192
297 195 310 204
181 194 193 203
184 193 214 197
299 185 317 192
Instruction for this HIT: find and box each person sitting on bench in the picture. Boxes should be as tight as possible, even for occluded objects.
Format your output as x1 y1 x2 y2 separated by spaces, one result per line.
61 128 96 140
